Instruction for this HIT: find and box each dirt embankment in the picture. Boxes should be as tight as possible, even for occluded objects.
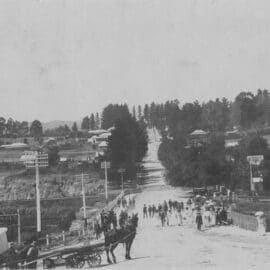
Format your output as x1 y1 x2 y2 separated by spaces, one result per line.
0 167 103 201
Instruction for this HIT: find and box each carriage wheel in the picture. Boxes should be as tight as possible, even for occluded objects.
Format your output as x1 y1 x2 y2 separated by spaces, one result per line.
66 255 85 269
74 256 85 269
87 253 101 267
65 256 77 268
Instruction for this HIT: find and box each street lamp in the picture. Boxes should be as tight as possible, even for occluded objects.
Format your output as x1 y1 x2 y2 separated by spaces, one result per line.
21 151 48 241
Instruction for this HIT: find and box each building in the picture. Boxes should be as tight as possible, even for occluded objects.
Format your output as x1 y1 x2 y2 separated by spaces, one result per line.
188 129 209 147
224 130 242 148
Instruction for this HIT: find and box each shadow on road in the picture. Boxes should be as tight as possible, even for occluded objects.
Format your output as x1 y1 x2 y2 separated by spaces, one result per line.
97 256 151 268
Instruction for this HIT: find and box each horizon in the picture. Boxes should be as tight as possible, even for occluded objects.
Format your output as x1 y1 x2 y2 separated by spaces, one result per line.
0 88 267 123
1 0 270 122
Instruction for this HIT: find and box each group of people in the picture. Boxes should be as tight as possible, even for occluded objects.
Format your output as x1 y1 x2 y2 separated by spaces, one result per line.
117 196 136 209
143 199 185 227
142 197 229 231
189 196 229 230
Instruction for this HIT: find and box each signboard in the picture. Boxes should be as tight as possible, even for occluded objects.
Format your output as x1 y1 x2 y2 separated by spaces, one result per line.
247 155 264 165
117 168 126 173
21 151 48 168
253 177 263 183
101 161 110 169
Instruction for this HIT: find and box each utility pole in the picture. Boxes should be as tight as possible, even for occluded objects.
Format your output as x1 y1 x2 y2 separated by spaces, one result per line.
81 172 86 220
249 162 254 192
117 168 126 195
21 151 48 242
101 161 110 204
117 168 126 206
35 156 41 239
17 209 21 244
75 173 90 234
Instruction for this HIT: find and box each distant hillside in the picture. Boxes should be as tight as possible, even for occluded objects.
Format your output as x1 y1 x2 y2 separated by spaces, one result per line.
43 121 81 130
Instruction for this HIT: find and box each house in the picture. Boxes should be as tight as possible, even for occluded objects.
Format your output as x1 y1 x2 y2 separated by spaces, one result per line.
224 130 242 148
96 132 111 142
188 129 209 147
98 141 108 152
88 129 107 136
0 142 30 150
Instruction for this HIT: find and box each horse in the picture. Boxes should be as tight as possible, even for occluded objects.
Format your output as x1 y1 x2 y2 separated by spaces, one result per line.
104 213 139 264
101 209 117 232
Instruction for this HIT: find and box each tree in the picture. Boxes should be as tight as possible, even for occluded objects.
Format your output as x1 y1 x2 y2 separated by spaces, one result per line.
138 105 142 120
233 92 257 129
132 106 136 119
81 116 90 130
19 121 29 136
101 104 130 129
72 122 78 133
108 114 148 179
44 125 70 137
30 120 43 141
95 113 100 129
44 141 60 166
144 104 150 124
0 117 6 136
6 118 15 135
90 113 95 130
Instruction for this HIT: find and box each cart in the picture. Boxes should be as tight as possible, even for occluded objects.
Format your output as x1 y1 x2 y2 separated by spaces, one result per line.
42 242 104 269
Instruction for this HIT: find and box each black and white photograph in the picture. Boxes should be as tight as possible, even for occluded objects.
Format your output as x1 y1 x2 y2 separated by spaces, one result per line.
0 0 270 269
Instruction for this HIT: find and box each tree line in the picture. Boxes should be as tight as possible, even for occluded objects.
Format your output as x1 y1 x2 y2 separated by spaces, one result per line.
138 90 270 191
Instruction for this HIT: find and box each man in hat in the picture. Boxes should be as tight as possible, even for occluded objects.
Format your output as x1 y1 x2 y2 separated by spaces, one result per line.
196 211 203 230
26 241 39 269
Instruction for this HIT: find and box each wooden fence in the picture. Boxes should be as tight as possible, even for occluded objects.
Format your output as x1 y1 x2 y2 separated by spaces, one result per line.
230 211 258 231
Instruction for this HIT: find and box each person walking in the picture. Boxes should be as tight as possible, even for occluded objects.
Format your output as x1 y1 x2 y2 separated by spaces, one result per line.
176 203 183 226
160 210 166 227
148 205 152 218
152 204 156 217
196 211 203 230
143 204 148 218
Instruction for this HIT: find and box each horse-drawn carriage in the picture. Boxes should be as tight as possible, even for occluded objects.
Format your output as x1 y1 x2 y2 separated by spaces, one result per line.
42 242 104 269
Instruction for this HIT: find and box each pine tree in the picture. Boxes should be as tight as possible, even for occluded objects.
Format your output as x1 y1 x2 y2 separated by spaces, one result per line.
144 104 150 123
138 105 142 120
72 122 78 132
95 113 100 129
90 113 95 130
81 116 90 130
132 106 136 119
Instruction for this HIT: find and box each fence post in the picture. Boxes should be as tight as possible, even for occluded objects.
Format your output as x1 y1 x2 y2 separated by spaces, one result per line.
62 231 65 245
46 234 49 246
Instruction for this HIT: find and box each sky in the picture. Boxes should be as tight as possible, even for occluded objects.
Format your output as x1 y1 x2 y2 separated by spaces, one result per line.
1 0 270 122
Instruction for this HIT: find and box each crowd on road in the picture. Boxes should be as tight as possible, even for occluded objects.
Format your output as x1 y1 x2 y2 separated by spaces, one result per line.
142 196 229 230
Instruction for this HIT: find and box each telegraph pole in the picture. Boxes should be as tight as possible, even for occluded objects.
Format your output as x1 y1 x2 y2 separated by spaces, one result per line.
81 173 86 220
117 168 126 195
21 151 48 242
104 161 108 203
75 173 90 234
35 156 41 239
101 161 110 204
17 209 21 244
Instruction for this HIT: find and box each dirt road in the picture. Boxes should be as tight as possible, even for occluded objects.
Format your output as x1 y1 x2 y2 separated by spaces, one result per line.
55 129 270 269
